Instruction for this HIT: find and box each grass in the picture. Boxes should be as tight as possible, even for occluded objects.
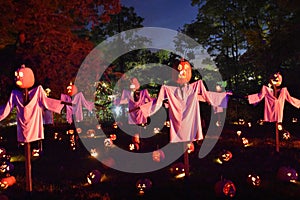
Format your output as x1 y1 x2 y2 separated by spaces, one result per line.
0 121 300 199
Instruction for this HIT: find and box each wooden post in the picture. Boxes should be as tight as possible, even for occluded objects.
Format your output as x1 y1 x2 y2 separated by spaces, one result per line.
183 143 190 177
23 89 32 193
25 143 32 192
275 122 279 153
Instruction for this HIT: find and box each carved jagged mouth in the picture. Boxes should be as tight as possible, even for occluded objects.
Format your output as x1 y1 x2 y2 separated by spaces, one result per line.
178 70 187 79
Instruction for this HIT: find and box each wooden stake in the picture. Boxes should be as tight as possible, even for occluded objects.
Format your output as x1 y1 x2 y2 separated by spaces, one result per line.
25 142 32 192
275 122 279 153
183 143 190 177
23 88 32 193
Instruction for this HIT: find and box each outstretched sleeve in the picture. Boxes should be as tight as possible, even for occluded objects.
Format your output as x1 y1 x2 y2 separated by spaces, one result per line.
248 86 266 105
0 92 15 121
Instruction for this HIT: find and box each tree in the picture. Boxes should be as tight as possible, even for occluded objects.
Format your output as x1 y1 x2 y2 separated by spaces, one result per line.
0 0 121 101
184 0 300 96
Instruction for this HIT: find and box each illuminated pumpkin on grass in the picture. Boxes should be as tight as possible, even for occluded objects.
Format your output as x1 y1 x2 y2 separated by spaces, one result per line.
0 176 16 189
136 178 152 195
87 169 102 185
277 166 298 183
214 178 236 198
152 149 165 162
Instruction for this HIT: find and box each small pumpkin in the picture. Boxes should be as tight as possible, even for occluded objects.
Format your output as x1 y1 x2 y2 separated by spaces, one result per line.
172 59 192 85
214 178 236 198
247 173 261 187
136 178 152 195
277 166 298 182
87 169 101 185
15 64 35 89
152 149 165 162
0 176 16 189
170 162 185 178
219 149 233 162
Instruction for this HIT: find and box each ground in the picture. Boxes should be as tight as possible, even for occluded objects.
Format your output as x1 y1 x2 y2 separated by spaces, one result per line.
0 120 300 200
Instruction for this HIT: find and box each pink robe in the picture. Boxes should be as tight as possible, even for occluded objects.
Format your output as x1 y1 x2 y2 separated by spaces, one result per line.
141 80 228 143
61 92 95 124
248 85 300 122
0 86 64 142
115 89 155 125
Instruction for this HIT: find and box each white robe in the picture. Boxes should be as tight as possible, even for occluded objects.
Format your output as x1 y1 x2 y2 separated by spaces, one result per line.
248 85 300 123
0 86 64 142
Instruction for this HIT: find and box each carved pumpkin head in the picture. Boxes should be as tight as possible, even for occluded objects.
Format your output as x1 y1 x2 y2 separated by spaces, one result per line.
130 77 140 91
269 72 282 88
67 82 78 96
214 179 236 198
15 64 35 89
172 59 192 85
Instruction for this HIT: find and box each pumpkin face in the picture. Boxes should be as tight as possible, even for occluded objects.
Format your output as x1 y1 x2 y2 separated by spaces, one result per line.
247 173 261 187
277 166 298 182
0 161 14 174
170 162 186 178
214 179 236 198
15 64 35 89
67 82 78 96
130 77 140 91
269 72 282 87
152 149 165 162
136 178 152 195
0 176 16 189
87 169 101 185
172 59 192 85
187 142 195 154
220 149 233 162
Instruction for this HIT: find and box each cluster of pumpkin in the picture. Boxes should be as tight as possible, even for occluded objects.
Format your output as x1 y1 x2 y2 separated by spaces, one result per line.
0 147 16 190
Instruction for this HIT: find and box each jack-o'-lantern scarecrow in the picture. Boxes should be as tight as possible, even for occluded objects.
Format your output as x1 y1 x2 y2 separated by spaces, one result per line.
138 58 231 178
248 71 300 152
114 77 155 126
0 64 65 192
61 81 94 124
0 64 64 143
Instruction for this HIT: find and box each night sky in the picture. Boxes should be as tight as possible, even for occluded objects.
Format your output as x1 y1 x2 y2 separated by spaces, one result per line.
121 0 198 30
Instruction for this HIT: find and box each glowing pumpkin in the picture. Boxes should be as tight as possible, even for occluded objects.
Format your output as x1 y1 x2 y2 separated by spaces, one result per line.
219 149 233 162
214 179 236 198
87 169 101 185
187 142 195 154
247 173 261 187
67 82 78 96
277 166 298 182
136 178 152 195
170 162 185 178
172 59 192 85
15 64 35 89
269 72 282 88
152 149 165 162
0 176 16 189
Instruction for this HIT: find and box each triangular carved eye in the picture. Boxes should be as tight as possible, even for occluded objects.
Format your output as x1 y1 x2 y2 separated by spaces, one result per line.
184 64 189 70
178 64 183 71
